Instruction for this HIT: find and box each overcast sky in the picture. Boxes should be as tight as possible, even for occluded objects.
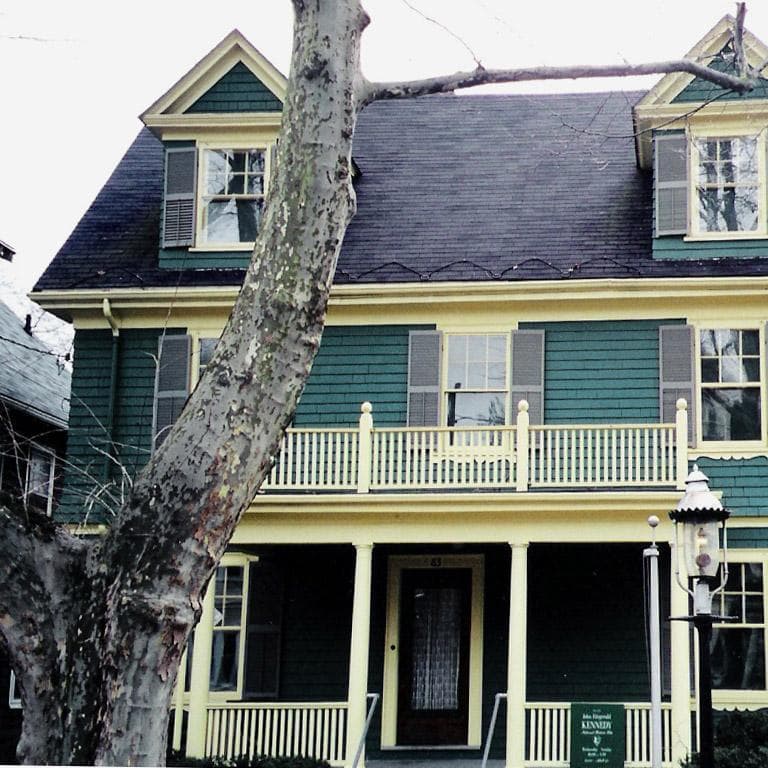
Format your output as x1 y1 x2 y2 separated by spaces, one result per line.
2 0 766 293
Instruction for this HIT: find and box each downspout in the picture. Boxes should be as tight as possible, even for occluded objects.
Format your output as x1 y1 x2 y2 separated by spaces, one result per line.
102 298 120 483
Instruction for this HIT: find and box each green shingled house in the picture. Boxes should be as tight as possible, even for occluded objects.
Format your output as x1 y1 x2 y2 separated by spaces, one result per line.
29 15 768 768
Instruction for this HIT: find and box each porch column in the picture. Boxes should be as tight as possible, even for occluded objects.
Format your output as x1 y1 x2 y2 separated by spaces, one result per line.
669 540 692 765
506 542 528 768
346 542 374 768
185 580 216 757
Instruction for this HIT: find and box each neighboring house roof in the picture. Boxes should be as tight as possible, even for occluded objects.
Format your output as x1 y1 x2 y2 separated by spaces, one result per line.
32 90 768 293
0 300 70 428
0 240 15 263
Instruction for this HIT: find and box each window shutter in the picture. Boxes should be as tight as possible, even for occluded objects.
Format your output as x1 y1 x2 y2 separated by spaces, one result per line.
655 134 688 236
163 148 197 247
244 560 284 698
153 334 191 450
511 330 545 425
659 325 695 445
407 330 442 426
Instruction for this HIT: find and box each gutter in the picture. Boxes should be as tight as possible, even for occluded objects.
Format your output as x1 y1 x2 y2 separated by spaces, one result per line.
102 298 120 483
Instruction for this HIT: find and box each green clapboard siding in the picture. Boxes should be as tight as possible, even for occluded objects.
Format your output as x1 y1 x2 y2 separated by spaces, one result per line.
159 248 251 270
726 527 768 549
185 62 282 113
673 45 768 103
293 325 433 428
111 329 164 479
56 328 177 524
520 320 683 424
653 236 768 261
57 330 113 523
527 544 671 702
278 546 354 701
694 457 768 519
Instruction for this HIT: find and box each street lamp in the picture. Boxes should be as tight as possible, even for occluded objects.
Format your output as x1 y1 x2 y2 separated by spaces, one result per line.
669 464 730 768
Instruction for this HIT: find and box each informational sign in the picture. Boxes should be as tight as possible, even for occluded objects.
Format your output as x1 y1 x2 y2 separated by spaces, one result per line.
570 703 625 768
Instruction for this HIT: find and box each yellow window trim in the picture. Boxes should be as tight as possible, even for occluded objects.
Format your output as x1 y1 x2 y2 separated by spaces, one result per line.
687 130 768 239
193 141 274 251
206 552 259 702
381 554 485 749
693 323 767 450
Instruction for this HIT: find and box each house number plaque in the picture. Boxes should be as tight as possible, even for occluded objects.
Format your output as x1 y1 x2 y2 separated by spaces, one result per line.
569 703 625 768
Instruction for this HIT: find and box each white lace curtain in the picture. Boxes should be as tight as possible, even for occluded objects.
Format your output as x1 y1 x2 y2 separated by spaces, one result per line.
410 586 462 710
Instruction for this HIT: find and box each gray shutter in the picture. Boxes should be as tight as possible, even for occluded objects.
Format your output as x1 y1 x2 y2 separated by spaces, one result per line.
163 148 197 247
407 330 442 426
153 334 191 450
659 325 695 445
511 330 545 425
655 134 688 236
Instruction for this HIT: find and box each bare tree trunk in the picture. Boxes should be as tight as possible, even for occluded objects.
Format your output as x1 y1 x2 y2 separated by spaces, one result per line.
0 1 754 764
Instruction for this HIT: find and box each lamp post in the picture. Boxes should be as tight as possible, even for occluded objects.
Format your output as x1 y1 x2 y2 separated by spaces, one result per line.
669 465 730 768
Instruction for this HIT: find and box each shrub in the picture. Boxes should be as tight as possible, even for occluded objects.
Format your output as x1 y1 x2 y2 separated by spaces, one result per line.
166 751 332 768
679 709 768 767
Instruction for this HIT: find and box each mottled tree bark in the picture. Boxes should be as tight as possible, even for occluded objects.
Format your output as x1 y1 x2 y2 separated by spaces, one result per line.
0 2 755 764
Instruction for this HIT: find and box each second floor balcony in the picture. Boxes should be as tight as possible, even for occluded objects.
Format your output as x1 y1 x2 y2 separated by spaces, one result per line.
261 400 690 495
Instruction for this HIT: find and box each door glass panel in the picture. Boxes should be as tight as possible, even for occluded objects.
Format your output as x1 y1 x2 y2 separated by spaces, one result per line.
410 586 462 710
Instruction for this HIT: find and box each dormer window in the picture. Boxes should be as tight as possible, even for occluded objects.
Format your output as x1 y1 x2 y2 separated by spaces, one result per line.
199 148 265 246
693 136 760 235
655 131 768 240
161 144 271 251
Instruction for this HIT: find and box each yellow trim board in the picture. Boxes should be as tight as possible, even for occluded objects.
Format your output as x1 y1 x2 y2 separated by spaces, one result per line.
30 275 768 328
381 554 484 749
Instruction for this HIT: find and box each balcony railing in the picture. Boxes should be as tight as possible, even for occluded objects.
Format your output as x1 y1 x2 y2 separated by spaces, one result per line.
261 400 689 494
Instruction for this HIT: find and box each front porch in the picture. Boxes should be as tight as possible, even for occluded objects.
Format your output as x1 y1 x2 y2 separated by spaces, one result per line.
171 700 675 767
172 542 695 768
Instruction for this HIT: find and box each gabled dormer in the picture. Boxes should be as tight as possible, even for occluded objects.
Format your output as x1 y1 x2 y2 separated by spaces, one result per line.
141 30 286 268
634 16 768 259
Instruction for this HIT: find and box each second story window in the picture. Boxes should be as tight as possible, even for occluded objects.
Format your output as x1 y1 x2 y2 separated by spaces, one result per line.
700 328 762 442
445 334 507 427
694 136 760 234
199 148 265 246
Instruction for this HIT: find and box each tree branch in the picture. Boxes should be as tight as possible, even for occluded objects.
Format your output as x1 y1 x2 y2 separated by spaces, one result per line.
361 58 754 104
734 2 748 78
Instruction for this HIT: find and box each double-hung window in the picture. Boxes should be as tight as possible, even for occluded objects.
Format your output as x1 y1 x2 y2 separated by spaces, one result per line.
694 136 760 234
210 565 247 692
700 328 762 442
199 148 266 246
445 334 507 427
712 561 766 690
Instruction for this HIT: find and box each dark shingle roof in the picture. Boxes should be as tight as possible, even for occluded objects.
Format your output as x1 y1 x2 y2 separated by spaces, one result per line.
33 91 768 293
0 301 70 426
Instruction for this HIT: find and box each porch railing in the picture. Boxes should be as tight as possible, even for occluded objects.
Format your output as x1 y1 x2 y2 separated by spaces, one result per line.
525 702 674 767
205 701 348 765
261 400 689 493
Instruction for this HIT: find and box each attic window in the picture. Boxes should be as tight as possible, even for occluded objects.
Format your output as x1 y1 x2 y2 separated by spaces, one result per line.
693 136 760 234
199 148 265 246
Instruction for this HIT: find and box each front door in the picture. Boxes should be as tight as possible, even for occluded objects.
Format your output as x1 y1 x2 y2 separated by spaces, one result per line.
396 567 472 745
